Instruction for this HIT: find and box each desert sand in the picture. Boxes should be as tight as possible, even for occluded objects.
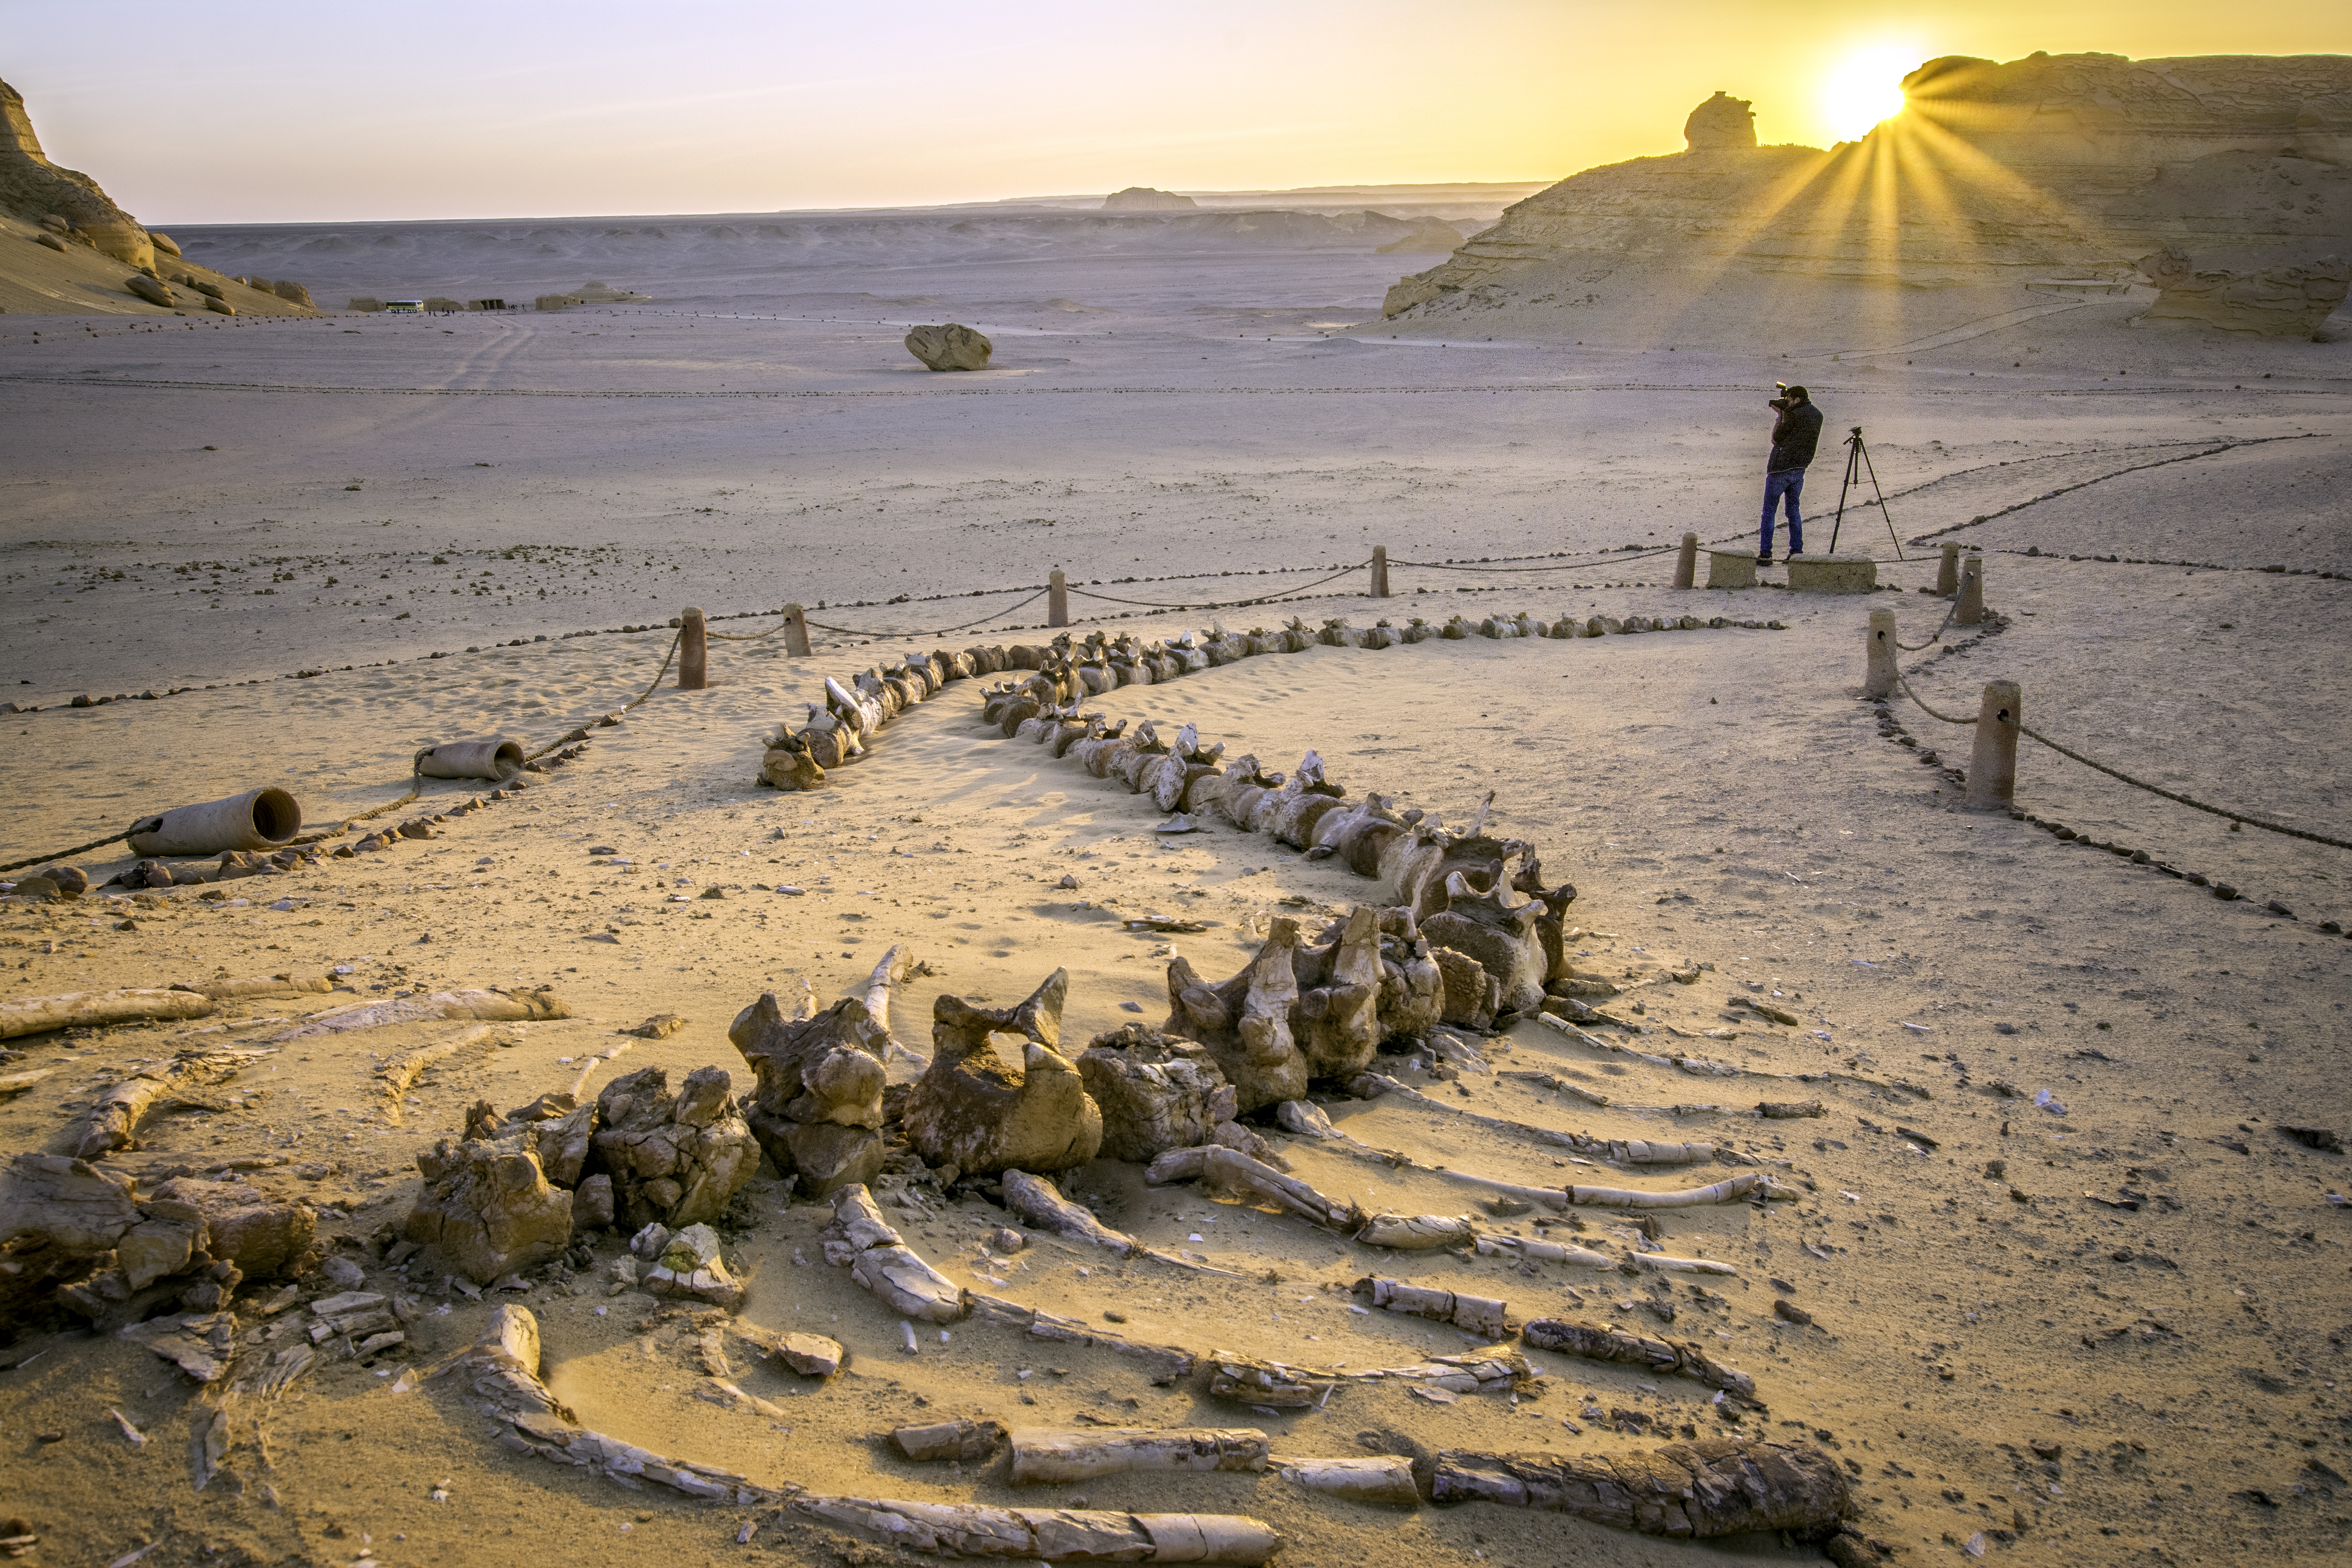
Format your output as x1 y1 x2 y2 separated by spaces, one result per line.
1 53 2349 1568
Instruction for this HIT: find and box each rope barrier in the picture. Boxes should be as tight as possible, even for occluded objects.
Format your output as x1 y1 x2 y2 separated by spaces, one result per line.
1894 669 1982 726
0 832 131 877
1393 543 1687 572
2017 723 2352 852
1065 561 1374 612
1896 595 1962 652
802 587 1053 640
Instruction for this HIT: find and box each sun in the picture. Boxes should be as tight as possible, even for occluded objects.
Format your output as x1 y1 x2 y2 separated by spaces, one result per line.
1820 46 1916 141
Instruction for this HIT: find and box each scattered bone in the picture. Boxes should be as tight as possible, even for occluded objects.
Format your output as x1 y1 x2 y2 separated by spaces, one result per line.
905 971 1101 1174
896 1417 1007 1462
183 974 335 1001
1757 1100 1826 1119
1430 1439 1849 1538
190 1398 232 1491
1009 1427 1270 1483
999 1169 1144 1260
1498 1069 1612 1108
405 1138 572 1284
0 1066 57 1098
859 944 928 1066
642 1223 747 1310
1520 1318 1756 1399
1634 1253 1739 1275
74 1047 275 1159
1204 1351 1335 1409
271 986 568 1041
623 1013 686 1040
1145 1145 1359 1230
1275 1100 1337 1138
698 1378 788 1419
120 1310 238 1382
824 1185 965 1323
1274 1455 1419 1507
1473 1233 1617 1268
1568 1173 1769 1208
1354 1277 1513 1338
377 1025 499 1123
965 1292 1198 1382
0 987 218 1042
790 1496 1281 1565
1352 1213 1476 1250
775 1330 844 1377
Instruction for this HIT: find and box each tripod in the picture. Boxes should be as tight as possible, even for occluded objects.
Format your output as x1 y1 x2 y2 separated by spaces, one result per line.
1828 426 1904 560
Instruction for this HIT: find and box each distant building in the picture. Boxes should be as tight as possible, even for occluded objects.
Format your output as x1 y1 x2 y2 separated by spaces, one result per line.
468 298 507 311
384 300 423 313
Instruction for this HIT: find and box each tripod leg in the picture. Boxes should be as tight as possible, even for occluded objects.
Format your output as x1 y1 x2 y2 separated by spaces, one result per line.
1859 441 1902 562
1830 441 1858 556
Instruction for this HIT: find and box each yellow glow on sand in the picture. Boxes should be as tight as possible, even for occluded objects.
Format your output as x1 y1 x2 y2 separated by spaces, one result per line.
1820 46 1917 141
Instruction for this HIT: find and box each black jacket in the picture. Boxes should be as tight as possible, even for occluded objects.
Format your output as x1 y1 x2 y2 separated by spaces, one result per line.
1768 401 1823 473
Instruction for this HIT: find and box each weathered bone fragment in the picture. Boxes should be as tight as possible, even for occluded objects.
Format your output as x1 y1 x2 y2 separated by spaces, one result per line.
1473 1233 1617 1268
791 1496 1282 1565
1348 1073 1713 1167
896 1417 1007 1462
1421 872 1548 1016
378 1025 500 1123
1430 1439 1848 1539
590 1066 758 1229
1275 1099 1336 1139
0 987 219 1042
75 1046 276 1159
1077 1027 1238 1162
1292 906 1384 1080
641 1222 748 1309
999 1168 1141 1258
1757 1100 1826 1119
147 1175 318 1279
1498 1069 1611 1108
1275 1456 1420 1506
1354 1277 1513 1339
406 1138 572 1283
1009 1427 1270 1483
730 983 890 1198
1353 1213 1476 1250
271 986 568 1041
121 1309 239 1382
1165 918 1308 1112
775 1330 845 1377
184 973 335 1001
1569 1174 1767 1208
904 971 1101 1174
1205 1351 1335 1409
1631 1252 1739 1275
824 1185 964 1323
1144 1145 1358 1230
967 1292 1202 1382
1520 1318 1756 1398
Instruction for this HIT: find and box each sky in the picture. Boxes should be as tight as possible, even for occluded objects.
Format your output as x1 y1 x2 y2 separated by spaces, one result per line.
8 0 2348 223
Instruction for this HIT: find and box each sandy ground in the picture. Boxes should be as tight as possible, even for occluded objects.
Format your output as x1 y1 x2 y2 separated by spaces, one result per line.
0 247 2348 1568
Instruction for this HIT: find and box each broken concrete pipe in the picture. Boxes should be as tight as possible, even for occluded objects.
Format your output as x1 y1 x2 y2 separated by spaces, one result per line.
415 737 524 781
125 787 302 857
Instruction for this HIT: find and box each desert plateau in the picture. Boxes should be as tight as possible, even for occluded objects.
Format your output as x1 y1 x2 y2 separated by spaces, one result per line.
0 35 2348 1568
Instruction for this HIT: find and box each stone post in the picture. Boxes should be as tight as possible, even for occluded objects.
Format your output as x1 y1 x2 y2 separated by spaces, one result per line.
1955 554 1985 626
1965 681 2021 811
1371 545 1389 597
782 603 812 657
1673 532 1699 589
678 607 707 690
1048 569 1068 628
1936 542 1961 598
1864 609 1897 699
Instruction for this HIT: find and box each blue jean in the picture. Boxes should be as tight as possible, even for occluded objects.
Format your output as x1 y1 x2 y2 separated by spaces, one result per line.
1760 469 1805 557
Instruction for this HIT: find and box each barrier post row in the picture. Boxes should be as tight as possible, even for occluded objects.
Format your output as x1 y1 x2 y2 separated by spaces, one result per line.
1936 542 1961 598
677 606 708 690
1965 680 2021 810
1955 554 1985 626
1673 532 1699 590
782 603 812 656
1371 545 1389 597
1864 609 1897 698
1048 569 1069 628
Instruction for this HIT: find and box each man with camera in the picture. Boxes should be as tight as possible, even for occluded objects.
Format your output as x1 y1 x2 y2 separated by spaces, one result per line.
1759 383 1822 564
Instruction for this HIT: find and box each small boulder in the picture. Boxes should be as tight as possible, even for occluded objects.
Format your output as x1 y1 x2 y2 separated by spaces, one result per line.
776 1330 844 1377
904 323 992 372
643 1222 745 1310
125 275 175 308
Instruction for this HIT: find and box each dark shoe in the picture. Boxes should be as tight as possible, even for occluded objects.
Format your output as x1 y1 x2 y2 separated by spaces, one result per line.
1755 555 1772 565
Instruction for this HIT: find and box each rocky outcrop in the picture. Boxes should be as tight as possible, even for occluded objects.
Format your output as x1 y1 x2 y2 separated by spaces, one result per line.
2 77 153 270
905 323 992 371
1381 54 2352 339
1103 186 1198 211
2139 245 2349 337
1375 217 1468 254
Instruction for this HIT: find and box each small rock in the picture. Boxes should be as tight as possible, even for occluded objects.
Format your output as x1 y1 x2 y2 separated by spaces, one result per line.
622 1013 686 1040
320 1255 367 1290
1058 874 1080 889
2282 1125 2343 1154
776 1331 844 1377
990 1227 1025 1253
1772 1298 1813 1327
904 323 992 372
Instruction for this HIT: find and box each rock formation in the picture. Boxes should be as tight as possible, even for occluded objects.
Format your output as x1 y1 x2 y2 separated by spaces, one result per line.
2139 245 2349 337
905 323 993 371
2 77 153 270
1375 217 1469 254
1102 186 1198 211
1381 54 2352 342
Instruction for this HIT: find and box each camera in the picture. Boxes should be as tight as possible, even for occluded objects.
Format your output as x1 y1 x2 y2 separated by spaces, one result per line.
1767 381 1794 411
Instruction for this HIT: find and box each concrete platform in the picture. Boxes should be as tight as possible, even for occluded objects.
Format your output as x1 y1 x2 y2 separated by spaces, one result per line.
1705 550 1758 589
1787 554 1878 593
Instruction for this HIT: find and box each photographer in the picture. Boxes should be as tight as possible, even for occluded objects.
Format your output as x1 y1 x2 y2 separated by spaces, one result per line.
1759 383 1822 564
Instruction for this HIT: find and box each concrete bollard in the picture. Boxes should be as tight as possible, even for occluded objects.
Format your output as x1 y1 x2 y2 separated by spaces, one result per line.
782 603 812 656
1954 555 1985 626
1673 532 1698 589
678 606 707 690
1371 545 1389 597
1964 681 2021 811
1936 542 1961 598
1049 569 1068 628
1864 609 1897 699
126 787 303 856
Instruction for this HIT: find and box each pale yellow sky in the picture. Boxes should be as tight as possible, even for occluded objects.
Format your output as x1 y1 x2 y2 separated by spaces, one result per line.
10 1 2348 221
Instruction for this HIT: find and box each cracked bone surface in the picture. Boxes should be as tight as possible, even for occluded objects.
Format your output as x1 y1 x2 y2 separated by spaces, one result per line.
1430 1439 1849 1539
588 1066 758 1230
1520 1317 1756 1398
405 1137 572 1284
903 969 1102 1175
1275 1455 1420 1506
823 1183 965 1323
1145 1144 1357 1230
790 1498 1282 1565
1076 1025 1237 1161
1009 1427 1270 1483
74 1045 275 1159
1354 1276 1513 1338
967 1292 1199 1382
729 980 891 1198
